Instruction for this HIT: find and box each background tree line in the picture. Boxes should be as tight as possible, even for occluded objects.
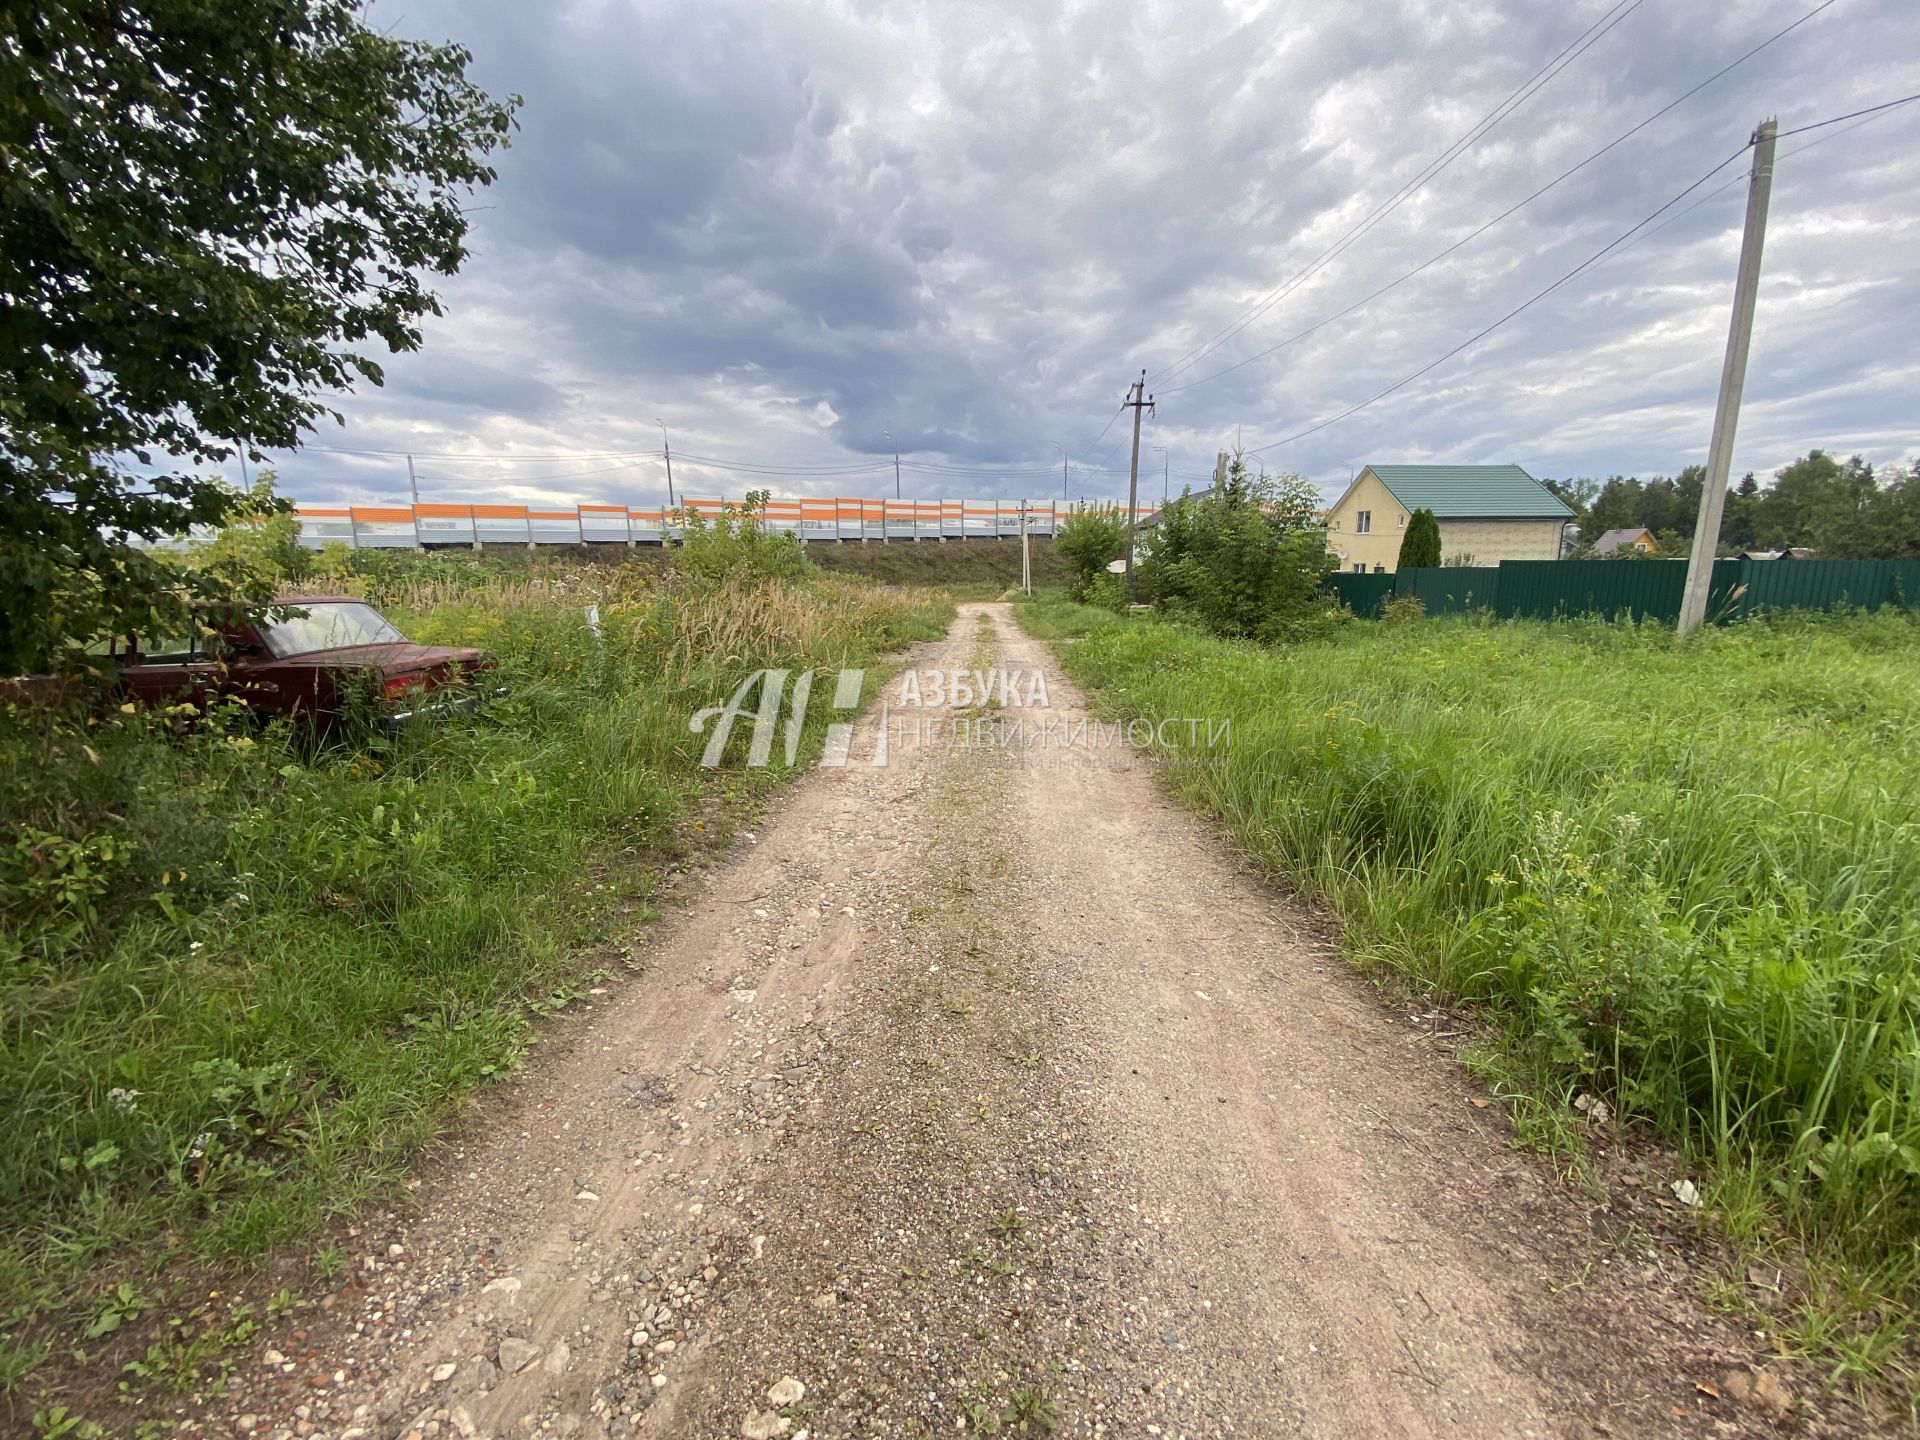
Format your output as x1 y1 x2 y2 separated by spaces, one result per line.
1545 450 1920 559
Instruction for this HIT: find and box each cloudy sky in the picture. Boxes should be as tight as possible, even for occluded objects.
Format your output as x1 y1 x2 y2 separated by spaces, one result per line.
270 0 1920 509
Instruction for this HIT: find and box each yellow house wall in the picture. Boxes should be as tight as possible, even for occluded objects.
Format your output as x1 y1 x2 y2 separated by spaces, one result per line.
1324 471 1408 572
1325 469 1566 571
1435 517 1565 565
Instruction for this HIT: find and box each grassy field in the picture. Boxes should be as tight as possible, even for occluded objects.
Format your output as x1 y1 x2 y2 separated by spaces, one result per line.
385 535 1068 595
804 535 1066 591
0 560 949 1394
1020 597 1920 1390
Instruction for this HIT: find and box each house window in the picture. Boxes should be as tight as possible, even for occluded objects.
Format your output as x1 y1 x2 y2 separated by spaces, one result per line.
1351 562 1367 574
1355 510 1371 534
1398 513 1406 527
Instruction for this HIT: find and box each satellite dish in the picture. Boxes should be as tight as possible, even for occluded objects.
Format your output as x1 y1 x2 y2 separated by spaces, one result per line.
1105 557 1127 573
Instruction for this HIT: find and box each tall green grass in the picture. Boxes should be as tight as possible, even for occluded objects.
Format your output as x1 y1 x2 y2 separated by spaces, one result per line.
0 566 948 1351
1022 598 1920 1378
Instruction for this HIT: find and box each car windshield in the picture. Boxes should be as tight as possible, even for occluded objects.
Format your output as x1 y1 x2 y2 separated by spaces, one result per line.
262 602 408 657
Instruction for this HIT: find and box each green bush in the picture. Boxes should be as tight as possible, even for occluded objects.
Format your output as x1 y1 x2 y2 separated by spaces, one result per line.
1082 571 1127 612
1379 592 1426 626
1139 458 1335 641
674 490 810 581
185 475 313 590
1054 508 1127 602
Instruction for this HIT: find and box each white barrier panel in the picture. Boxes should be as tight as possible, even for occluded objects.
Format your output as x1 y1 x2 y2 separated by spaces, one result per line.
294 494 1079 547
579 507 630 543
528 511 583 544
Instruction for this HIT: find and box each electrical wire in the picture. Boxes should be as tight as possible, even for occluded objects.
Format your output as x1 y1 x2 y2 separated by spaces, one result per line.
1590 105 1899 271
1240 142 1757 458
1776 92 1920 139
671 454 893 478
413 459 661 485
1077 401 1128 460
1156 0 1843 400
1146 0 1654 391
303 442 663 462
1208 100 1907 463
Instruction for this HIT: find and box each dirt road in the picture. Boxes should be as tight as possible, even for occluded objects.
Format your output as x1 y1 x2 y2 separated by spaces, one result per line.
218 603 1826 1440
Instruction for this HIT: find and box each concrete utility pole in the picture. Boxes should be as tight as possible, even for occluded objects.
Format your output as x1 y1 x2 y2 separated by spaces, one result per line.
406 453 422 549
1122 370 1154 604
886 430 901 498
1679 118 1777 637
1020 502 1032 595
1053 442 1068 501
656 419 676 514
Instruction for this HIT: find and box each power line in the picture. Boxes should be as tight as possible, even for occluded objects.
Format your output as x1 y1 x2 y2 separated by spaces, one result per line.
1145 0 1653 391
303 442 662 462
303 442 1126 487
414 459 659 485
1776 92 1920 139
1592 103 1898 268
1078 401 1128 459
1156 0 1843 400
1241 140 1757 458
672 454 893 477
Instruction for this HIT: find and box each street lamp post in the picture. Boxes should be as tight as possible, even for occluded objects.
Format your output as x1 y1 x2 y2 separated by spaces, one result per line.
1052 442 1067 500
885 430 900 498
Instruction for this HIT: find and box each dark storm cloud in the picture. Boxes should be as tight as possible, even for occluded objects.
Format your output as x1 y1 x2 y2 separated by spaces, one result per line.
266 0 1920 509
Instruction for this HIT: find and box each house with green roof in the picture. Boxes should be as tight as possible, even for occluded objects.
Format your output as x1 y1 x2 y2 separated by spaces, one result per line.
1325 464 1574 573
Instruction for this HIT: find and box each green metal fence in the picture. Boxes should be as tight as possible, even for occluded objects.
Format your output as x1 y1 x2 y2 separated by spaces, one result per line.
1325 559 1918 624
1730 559 1920 617
1325 572 1397 617
1395 567 1502 615
1494 559 1747 623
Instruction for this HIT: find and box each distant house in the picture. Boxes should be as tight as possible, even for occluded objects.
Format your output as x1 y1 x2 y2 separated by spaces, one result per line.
1324 464 1574 573
1739 547 1817 561
1590 527 1659 557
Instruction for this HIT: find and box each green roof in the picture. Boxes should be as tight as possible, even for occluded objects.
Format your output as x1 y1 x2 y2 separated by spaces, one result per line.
1363 464 1574 520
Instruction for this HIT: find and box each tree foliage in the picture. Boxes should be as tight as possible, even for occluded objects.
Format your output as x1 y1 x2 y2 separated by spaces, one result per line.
675 491 811 581
0 1 519 673
1139 456 1335 641
1055 507 1128 603
1555 451 1918 560
1396 508 1441 569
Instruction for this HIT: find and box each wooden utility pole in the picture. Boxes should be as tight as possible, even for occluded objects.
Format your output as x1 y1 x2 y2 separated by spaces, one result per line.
1679 118 1777 637
1122 370 1153 603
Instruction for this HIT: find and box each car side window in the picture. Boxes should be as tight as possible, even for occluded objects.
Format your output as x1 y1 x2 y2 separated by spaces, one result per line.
124 632 197 666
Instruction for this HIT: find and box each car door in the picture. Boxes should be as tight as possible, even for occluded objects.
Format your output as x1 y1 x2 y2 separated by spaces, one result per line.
213 619 331 722
117 628 219 712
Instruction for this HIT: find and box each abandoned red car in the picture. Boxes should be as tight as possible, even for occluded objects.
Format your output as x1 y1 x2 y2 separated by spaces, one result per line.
99 597 501 731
